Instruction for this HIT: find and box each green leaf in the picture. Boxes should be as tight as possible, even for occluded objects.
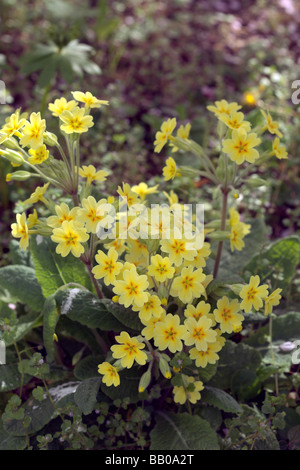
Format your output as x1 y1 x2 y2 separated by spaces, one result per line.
2 311 42 346
0 421 27 450
244 236 300 292
43 294 59 362
231 369 261 401
150 412 220 450
73 354 105 380
103 299 143 332
0 364 31 392
0 265 45 311
30 235 91 297
201 386 242 413
74 377 101 415
101 367 142 403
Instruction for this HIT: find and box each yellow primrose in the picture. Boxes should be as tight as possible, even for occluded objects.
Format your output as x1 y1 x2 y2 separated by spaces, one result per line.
163 190 179 206
261 110 283 138
71 91 109 109
229 222 246 252
218 111 251 132
271 137 288 160
112 265 149 308
28 144 49 165
264 288 282 316
239 275 269 313
47 202 79 228
131 182 159 200
48 97 77 117
154 117 177 153
183 316 217 351
117 182 141 207
27 209 39 228
162 156 179 181
207 99 241 117
92 248 123 286
184 242 211 268
147 254 175 283
98 362 120 387
222 129 261 165
170 266 206 303
171 122 191 152
11 212 29 250
78 165 109 185
184 301 216 326
160 237 197 267
189 341 222 368
213 297 244 334
173 376 204 405
0 109 26 143
111 331 147 369
77 196 112 234
24 182 50 205
141 310 166 341
153 313 187 353
51 220 89 258
132 293 164 322
20 112 46 149
60 106 94 134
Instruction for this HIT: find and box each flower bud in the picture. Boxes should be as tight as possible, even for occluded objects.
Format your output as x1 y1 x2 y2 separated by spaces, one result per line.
6 170 32 182
43 131 58 147
2 136 20 150
0 149 24 165
158 355 171 379
138 369 151 393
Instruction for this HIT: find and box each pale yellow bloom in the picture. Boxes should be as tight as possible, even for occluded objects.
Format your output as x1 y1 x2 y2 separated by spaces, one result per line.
71 91 109 109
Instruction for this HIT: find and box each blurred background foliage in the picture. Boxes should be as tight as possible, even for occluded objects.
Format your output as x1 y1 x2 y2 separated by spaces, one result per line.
0 0 300 273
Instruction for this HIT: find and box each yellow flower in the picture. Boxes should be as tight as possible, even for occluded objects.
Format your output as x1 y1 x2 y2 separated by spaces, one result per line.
184 301 216 326
170 266 206 303
20 112 46 149
264 288 282 316
28 144 49 164
222 129 261 165
229 222 246 252
218 111 251 132
47 202 79 228
173 376 204 405
147 254 175 283
51 220 89 258
160 237 197 267
184 242 211 268
207 99 241 117
92 248 123 286
162 156 180 181
183 316 217 351
24 182 50 205
171 123 191 152
271 137 288 160
60 107 94 134
78 165 109 185
213 297 244 334
112 265 149 308
0 109 26 143
132 293 164 322
239 275 269 313
131 182 159 200
48 97 76 117
111 331 147 369
117 182 141 207
77 196 111 234
163 190 179 206
11 213 29 250
27 209 39 228
141 310 166 340
154 118 177 153
189 341 222 368
153 313 187 353
98 362 120 387
71 91 109 109
261 110 283 138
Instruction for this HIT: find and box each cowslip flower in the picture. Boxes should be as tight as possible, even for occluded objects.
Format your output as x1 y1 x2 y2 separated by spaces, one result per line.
184 301 215 325
239 275 269 313
98 362 120 387
160 237 197 267
71 91 109 109
11 213 29 250
189 341 222 368
183 316 217 351
112 266 149 308
48 97 76 117
207 99 241 117
271 137 288 160
60 107 93 134
154 118 177 153
141 310 166 341
92 248 123 286
117 182 141 207
261 110 283 138
132 293 164 322
229 222 246 252
213 297 244 334
111 331 147 369
264 288 282 315
28 144 49 165
147 254 175 283
47 203 79 228
170 122 191 152
162 156 180 181
173 376 204 405
51 220 89 257
76 196 112 234
24 182 50 205
131 182 159 200
222 129 261 165
20 112 46 149
78 165 109 185
0 109 26 143
170 266 206 303
153 313 187 353
184 242 211 269
218 111 251 132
